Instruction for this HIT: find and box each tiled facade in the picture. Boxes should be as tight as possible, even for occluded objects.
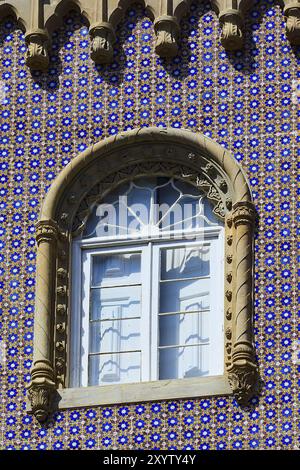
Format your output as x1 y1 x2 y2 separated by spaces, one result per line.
0 0 299 450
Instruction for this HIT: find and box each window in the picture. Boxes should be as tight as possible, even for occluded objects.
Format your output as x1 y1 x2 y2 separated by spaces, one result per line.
28 128 257 422
70 177 224 388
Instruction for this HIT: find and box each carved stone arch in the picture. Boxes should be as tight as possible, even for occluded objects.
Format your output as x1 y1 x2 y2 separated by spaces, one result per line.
44 0 92 34
0 2 27 29
28 127 257 422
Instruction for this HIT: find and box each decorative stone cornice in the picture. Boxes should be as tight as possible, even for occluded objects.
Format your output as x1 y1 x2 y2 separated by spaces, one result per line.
0 0 298 70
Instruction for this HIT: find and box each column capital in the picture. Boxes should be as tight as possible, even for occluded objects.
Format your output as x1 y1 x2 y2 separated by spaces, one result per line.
232 201 256 227
35 219 59 246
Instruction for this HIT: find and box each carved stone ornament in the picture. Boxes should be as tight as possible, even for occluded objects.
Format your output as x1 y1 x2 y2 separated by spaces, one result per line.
28 127 257 420
89 23 116 64
25 29 49 71
219 10 244 51
27 360 56 422
228 361 258 405
284 3 300 45
1 0 299 67
154 16 180 58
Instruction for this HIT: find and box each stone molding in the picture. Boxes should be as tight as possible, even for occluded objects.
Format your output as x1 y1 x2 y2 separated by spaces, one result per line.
28 127 257 422
0 1 298 70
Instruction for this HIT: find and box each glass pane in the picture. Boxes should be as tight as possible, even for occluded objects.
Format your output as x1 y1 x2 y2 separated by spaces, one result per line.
159 278 210 314
161 246 210 280
92 253 141 287
89 318 141 354
90 285 141 321
159 312 209 347
83 177 222 240
159 345 210 380
88 352 141 386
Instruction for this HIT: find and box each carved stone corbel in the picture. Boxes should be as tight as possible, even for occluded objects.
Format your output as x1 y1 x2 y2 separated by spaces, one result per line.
283 2 300 45
227 201 258 404
25 29 49 71
154 16 180 58
27 360 56 423
89 22 116 64
219 9 244 51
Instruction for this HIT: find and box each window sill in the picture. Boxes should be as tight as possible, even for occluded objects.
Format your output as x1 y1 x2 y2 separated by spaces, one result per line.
27 375 232 412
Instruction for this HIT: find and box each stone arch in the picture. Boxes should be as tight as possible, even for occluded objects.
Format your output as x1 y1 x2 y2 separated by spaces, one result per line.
28 127 258 422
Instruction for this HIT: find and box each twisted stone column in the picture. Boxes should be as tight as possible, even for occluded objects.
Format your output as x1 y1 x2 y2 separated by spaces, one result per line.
28 219 58 422
228 201 258 404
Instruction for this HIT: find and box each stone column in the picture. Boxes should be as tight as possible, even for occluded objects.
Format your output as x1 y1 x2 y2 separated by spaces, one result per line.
28 219 58 422
228 201 258 404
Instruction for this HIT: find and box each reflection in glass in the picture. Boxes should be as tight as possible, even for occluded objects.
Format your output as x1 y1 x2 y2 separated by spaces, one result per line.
159 345 210 380
90 286 141 321
159 312 209 347
92 253 141 287
89 351 141 385
89 318 141 354
83 177 219 239
159 278 210 314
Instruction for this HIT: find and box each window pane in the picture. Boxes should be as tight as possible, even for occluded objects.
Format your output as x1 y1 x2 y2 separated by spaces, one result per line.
89 318 141 354
161 246 210 280
159 345 210 380
159 278 210 314
90 285 141 321
159 312 209 347
92 253 141 287
88 352 141 386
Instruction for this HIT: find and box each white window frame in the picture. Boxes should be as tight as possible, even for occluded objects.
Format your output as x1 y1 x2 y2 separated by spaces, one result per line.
69 227 224 389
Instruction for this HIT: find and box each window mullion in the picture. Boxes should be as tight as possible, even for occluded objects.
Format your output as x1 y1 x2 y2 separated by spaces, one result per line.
81 250 91 387
150 242 160 381
140 243 152 382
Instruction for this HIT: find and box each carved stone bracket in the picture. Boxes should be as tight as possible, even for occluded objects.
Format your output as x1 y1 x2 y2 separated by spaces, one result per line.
154 16 180 58
283 2 300 45
219 9 244 51
27 360 56 422
89 22 116 64
227 360 258 405
25 29 49 71
1 0 299 67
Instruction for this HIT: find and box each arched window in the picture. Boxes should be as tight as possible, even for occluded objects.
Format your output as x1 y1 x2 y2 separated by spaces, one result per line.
28 128 257 422
70 177 224 388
